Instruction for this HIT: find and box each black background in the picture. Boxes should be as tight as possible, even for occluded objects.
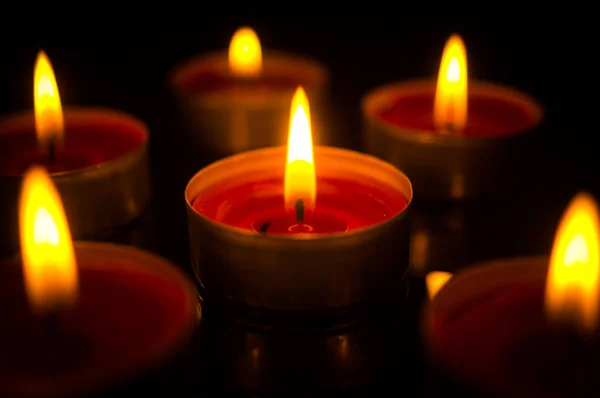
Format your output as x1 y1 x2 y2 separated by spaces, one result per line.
1 12 598 395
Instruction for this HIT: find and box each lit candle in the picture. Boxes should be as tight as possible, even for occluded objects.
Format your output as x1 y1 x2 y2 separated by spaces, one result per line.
169 26 331 158
422 193 600 396
0 51 150 256
185 86 413 312
362 34 544 199
0 167 197 398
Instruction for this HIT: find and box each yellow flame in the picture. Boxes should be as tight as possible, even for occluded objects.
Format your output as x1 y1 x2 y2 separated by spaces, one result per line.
284 86 316 213
228 27 262 77
545 193 600 332
19 166 78 313
426 271 453 300
34 50 64 149
434 34 468 134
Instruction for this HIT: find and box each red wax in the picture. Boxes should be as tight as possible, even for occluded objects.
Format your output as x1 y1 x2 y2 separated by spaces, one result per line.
0 109 146 175
376 82 541 138
192 176 408 234
0 254 196 398
174 69 308 95
429 282 600 396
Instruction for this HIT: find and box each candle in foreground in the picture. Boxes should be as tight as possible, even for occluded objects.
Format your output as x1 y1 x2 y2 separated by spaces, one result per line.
422 192 600 396
185 86 413 313
169 26 332 158
362 34 544 199
0 167 198 398
0 51 150 256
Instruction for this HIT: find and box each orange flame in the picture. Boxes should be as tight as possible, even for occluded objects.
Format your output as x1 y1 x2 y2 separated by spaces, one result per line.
228 27 262 77
19 166 78 313
434 34 468 134
426 271 453 300
284 86 316 214
545 193 600 332
34 50 64 149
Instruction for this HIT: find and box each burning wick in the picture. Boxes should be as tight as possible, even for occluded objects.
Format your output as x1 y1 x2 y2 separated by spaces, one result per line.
295 198 305 223
259 221 271 234
45 306 65 340
47 138 56 165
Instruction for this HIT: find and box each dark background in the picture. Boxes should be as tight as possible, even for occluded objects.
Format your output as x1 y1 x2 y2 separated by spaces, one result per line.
1 13 597 395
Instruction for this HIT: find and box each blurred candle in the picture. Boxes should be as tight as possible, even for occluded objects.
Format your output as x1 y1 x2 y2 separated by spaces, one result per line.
362 34 543 199
0 50 150 256
0 167 197 398
422 193 600 396
169 26 333 159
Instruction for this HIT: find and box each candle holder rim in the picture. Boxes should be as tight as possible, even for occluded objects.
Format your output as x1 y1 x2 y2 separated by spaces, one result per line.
184 145 413 242
0 106 149 179
168 48 329 91
420 255 549 396
361 78 544 147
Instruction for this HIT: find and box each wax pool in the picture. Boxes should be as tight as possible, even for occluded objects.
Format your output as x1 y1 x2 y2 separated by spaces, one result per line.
193 176 409 234
425 260 600 397
375 81 541 138
0 109 146 175
0 244 197 398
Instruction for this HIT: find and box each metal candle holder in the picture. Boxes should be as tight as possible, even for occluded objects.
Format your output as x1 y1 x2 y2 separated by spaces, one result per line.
0 108 150 257
169 51 330 159
185 146 413 314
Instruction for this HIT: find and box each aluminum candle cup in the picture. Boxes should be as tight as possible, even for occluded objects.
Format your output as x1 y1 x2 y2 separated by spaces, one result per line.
362 80 543 199
0 108 150 256
185 146 413 313
169 50 330 158
421 257 600 397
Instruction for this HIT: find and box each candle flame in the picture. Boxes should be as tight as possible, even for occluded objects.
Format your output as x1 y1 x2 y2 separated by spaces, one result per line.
284 86 316 213
34 50 64 150
19 166 78 313
434 34 468 134
228 27 262 77
426 271 453 300
545 192 600 333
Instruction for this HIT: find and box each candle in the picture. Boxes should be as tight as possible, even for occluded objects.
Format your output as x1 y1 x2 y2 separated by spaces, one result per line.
169 26 331 158
362 34 544 199
421 193 600 396
185 86 413 313
0 51 150 256
0 167 198 398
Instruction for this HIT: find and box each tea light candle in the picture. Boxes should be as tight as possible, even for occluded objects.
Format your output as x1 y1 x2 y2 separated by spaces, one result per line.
0 167 198 398
169 26 331 158
0 51 150 256
422 193 600 396
185 87 413 313
362 34 544 199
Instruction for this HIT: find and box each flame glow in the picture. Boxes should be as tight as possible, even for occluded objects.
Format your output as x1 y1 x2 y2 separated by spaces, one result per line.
19 166 78 313
426 271 453 300
34 50 64 149
434 34 468 134
228 27 262 77
284 86 316 213
545 193 600 332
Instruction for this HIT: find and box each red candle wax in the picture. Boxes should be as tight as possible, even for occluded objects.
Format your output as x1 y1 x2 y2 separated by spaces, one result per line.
0 243 197 398
424 258 600 397
170 53 326 97
0 108 147 175
375 81 542 138
192 175 408 234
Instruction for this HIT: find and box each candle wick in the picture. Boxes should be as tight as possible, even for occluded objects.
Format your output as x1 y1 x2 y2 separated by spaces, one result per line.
295 198 305 223
44 306 64 341
259 221 271 234
48 138 56 165
443 122 455 135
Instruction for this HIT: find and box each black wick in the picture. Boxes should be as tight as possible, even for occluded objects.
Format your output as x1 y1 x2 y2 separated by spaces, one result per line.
259 221 271 234
295 198 305 223
443 122 455 135
48 138 56 165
